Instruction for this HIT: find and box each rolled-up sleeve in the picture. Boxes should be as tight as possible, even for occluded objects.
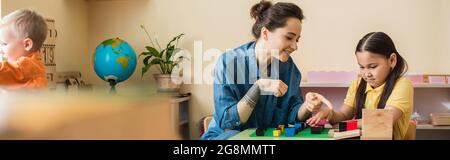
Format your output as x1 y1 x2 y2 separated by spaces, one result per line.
287 66 304 124
214 84 241 130
288 86 304 124
213 55 241 130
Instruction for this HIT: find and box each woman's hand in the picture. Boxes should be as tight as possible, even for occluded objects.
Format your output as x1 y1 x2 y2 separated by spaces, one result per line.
305 92 322 113
256 79 288 97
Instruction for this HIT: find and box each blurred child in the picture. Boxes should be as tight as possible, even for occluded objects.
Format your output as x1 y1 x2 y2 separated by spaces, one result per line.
0 9 48 90
307 32 413 140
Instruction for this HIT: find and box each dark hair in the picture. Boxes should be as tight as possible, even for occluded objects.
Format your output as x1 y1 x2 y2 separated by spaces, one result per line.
354 32 408 118
250 0 304 39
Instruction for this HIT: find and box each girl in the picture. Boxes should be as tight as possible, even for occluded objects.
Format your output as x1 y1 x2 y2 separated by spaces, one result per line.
307 32 413 140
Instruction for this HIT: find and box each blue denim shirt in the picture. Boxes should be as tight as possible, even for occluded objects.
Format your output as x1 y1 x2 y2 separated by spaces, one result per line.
200 41 305 140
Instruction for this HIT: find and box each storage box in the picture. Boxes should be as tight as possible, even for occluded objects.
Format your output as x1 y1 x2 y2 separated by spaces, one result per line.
405 74 426 84
428 76 446 84
430 113 450 126
307 71 357 83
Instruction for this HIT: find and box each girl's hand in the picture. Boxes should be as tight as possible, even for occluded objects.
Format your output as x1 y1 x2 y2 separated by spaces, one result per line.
305 92 322 113
256 79 288 97
305 94 334 126
306 107 331 126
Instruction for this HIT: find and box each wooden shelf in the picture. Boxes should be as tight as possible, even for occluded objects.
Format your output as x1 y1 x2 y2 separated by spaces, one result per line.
300 83 450 88
301 83 350 88
179 120 189 126
171 96 190 103
417 124 450 130
413 84 450 88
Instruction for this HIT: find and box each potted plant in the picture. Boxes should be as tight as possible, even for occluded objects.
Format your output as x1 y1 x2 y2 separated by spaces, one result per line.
139 25 186 92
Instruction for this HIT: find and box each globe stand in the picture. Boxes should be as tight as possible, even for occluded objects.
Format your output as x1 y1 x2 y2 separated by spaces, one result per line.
108 79 117 94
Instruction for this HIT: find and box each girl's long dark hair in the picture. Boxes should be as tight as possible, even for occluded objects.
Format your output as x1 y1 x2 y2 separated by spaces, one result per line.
355 32 408 118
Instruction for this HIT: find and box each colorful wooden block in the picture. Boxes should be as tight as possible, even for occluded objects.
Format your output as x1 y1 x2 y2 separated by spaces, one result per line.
333 129 361 140
316 119 328 126
339 121 347 132
346 120 358 131
256 128 265 136
328 129 338 137
311 126 324 134
278 125 285 132
294 123 302 130
273 130 281 137
285 128 296 137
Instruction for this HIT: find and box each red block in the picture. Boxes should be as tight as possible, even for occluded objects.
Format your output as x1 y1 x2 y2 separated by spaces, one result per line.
316 119 328 126
346 120 358 131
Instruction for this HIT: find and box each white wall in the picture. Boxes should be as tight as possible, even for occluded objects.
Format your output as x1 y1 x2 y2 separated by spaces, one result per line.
297 0 445 75
441 0 450 73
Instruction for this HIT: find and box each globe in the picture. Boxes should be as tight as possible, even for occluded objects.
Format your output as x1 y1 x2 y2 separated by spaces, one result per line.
93 38 137 93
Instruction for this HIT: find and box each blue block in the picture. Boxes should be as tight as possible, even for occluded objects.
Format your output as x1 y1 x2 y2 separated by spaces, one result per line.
294 123 302 129
285 128 296 137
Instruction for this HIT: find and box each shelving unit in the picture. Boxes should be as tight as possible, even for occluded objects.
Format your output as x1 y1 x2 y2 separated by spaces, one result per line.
171 96 190 140
417 124 450 130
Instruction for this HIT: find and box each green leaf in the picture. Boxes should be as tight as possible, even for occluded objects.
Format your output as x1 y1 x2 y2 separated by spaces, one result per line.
146 46 160 57
166 34 185 50
167 33 184 47
141 65 151 78
165 45 175 61
139 51 151 58
149 58 163 66
143 56 152 65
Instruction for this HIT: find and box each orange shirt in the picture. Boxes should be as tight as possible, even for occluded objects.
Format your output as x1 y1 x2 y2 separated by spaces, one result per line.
0 52 48 90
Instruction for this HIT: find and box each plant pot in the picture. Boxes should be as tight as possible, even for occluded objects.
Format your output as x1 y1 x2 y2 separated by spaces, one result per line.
153 74 182 92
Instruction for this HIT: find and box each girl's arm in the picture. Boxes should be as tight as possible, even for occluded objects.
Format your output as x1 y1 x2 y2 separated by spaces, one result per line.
384 106 403 124
306 104 355 125
326 104 355 124
308 104 403 126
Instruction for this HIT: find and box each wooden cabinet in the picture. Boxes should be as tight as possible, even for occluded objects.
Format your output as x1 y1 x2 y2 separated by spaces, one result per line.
0 94 189 140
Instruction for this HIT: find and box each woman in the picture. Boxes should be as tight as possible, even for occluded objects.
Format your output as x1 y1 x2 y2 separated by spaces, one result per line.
200 0 321 140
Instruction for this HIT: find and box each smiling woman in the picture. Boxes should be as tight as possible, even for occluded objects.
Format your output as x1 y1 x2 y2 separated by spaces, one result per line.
199 0 324 140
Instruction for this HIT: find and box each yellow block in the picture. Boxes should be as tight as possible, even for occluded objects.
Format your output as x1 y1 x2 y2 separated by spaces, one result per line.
278 125 285 132
273 130 281 137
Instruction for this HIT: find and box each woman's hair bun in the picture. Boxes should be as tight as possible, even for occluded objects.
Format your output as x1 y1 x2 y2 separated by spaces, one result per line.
250 0 272 20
